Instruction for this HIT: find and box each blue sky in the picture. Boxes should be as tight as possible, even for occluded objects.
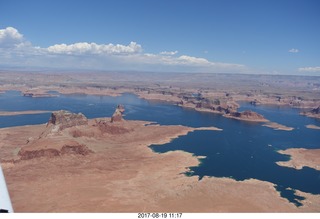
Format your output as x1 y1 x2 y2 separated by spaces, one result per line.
0 0 319 75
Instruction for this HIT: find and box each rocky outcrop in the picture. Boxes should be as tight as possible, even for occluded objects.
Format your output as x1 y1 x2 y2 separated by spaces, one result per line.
47 110 88 130
94 119 131 135
17 107 133 161
224 110 268 122
179 96 239 115
19 148 60 160
300 106 320 119
18 141 93 160
60 144 93 155
69 128 96 138
250 100 261 106
311 106 320 114
111 104 125 123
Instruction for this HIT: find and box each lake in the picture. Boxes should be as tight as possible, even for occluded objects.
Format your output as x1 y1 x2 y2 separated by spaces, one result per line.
1 90 320 206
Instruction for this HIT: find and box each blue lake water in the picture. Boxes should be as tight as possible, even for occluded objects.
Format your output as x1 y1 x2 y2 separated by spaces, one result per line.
1 90 320 206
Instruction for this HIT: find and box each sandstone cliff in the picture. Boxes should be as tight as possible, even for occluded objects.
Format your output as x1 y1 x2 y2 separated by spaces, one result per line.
311 106 320 114
47 110 88 130
111 104 125 122
18 110 92 160
224 110 268 122
300 106 320 119
94 119 131 134
17 107 132 160
18 140 92 160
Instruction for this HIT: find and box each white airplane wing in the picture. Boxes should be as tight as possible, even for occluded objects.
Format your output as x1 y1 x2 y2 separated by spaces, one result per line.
0 165 13 213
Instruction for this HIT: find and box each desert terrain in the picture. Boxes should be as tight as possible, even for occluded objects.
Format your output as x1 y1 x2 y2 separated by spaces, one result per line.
0 71 320 212
1 109 319 212
276 148 320 171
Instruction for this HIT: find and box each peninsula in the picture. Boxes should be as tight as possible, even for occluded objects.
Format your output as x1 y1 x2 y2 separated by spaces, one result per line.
276 148 320 171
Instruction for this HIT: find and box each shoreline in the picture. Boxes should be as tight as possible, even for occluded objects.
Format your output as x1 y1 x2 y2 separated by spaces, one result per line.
1 86 319 122
276 148 320 171
1 118 318 212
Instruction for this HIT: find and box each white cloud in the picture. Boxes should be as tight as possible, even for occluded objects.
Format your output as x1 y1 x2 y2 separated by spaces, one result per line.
121 53 246 73
298 66 320 72
47 41 142 55
160 50 178 55
0 26 247 73
0 27 26 48
288 48 299 53
177 55 211 65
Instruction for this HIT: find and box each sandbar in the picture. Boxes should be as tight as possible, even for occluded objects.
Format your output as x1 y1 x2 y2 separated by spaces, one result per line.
262 122 294 131
194 126 223 131
0 110 52 116
306 124 320 130
301 112 320 120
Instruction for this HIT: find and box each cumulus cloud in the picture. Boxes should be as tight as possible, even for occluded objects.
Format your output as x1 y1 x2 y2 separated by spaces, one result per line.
160 50 178 55
123 53 246 72
0 26 247 73
47 41 142 55
177 55 211 65
298 66 320 72
0 27 26 48
288 48 299 53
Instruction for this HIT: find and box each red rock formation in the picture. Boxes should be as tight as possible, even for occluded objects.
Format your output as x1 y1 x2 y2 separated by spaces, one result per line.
18 148 61 160
225 110 268 122
95 119 131 135
311 106 320 114
18 141 93 160
300 106 320 119
47 110 88 130
69 128 96 138
60 144 93 156
110 104 125 123
16 111 94 160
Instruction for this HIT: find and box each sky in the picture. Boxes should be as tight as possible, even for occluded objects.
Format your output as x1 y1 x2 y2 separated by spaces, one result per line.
0 0 319 75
